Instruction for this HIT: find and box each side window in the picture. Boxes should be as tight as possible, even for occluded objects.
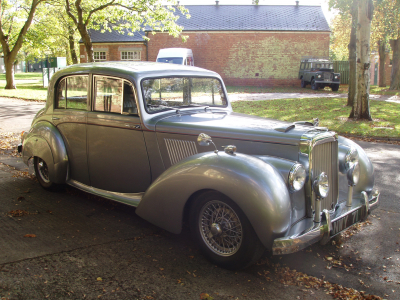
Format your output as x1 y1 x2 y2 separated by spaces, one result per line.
56 78 66 109
93 76 123 113
55 75 88 110
123 82 138 114
66 76 88 110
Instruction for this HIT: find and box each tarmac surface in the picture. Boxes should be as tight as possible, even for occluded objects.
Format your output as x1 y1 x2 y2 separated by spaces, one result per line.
0 97 399 300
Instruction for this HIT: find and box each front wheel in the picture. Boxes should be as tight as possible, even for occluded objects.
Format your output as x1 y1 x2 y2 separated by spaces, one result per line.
331 84 340 91
311 79 319 90
34 157 57 190
189 191 265 270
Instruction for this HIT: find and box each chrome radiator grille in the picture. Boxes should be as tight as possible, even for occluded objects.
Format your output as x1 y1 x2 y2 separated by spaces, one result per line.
323 72 332 81
165 138 198 165
312 141 339 211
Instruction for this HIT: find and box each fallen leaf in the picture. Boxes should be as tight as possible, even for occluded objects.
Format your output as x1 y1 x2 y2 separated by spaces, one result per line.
24 234 36 238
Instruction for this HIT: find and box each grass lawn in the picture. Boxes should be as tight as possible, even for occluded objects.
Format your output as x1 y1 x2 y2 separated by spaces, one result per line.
226 84 399 96
0 73 47 101
232 97 400 139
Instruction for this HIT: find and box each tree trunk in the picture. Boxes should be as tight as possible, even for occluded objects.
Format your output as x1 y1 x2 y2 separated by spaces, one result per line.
68 33 78 64
348 0 358 110
353 0 373 121
378 40 386 87
4 56 16 89
78 24 94 62
389 38 400 90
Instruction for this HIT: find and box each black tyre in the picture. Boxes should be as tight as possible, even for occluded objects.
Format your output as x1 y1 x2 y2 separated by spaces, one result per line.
301 79 307 88
331 84 340 91
311 79 319 90
34 157 57 190
189 191 265 270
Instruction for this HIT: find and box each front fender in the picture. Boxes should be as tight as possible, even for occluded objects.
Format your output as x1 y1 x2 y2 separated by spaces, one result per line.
338 136 375 196
22 121 68 183
136 151 292 250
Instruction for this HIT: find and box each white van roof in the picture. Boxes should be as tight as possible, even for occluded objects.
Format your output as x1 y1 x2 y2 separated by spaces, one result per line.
157 48 193 58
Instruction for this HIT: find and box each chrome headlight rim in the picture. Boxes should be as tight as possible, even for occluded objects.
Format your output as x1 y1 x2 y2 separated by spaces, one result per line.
313 172 329 199
288 163 306 193
345 147 359 171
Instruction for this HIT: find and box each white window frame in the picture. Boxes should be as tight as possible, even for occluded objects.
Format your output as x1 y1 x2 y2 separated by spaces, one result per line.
94 51 107 62
120 50 141 61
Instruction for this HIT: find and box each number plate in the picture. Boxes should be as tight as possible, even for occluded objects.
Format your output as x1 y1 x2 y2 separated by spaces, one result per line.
330 205 367 237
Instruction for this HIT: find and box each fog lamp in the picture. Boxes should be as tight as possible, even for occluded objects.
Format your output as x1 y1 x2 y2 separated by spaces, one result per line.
345 147 359 171
313 172 329 199
347 162 360 186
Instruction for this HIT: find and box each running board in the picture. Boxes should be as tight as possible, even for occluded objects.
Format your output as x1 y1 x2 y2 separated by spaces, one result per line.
67 180 143 207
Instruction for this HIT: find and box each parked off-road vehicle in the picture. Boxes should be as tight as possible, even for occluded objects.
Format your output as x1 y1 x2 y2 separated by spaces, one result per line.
299 58 340 91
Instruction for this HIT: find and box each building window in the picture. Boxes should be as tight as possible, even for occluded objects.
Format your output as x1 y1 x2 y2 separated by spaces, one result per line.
121 51 141 61
94 51 107 61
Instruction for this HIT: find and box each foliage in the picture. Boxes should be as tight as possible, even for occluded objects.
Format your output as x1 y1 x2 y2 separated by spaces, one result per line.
22 2 80 64
330 14 351 60
232 98 400 139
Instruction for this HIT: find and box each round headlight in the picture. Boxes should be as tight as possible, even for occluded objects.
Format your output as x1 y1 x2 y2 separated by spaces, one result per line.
288 164 306 192
317 74 322 78
347 162 360 186
313 172 329 198
345 147 359 171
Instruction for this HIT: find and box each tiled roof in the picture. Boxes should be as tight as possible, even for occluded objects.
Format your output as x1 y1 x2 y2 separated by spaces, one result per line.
176 5 330 31
84 5 329 43
88 27 146 43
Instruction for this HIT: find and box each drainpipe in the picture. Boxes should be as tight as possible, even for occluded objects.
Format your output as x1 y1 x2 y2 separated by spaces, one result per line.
145 32 148 61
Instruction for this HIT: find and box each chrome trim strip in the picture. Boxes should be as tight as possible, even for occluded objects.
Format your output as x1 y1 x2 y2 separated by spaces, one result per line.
67 179 143 207
272 191 379 255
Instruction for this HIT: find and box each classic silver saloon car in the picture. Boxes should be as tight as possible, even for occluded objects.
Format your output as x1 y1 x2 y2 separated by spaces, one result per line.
20 62 379 270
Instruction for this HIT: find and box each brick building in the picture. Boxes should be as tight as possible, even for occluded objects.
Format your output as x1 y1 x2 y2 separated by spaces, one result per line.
79 4 330 86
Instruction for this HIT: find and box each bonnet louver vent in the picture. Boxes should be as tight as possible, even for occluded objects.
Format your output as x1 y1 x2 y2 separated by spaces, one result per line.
165 139 198 165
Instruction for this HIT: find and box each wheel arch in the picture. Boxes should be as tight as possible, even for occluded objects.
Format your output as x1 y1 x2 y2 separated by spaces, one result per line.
22 121 68 184
136 152 293 250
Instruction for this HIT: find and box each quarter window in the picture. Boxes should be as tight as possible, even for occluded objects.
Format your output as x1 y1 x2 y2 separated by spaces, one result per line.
94 51 107 61
121 51 141 61
55 75 88 110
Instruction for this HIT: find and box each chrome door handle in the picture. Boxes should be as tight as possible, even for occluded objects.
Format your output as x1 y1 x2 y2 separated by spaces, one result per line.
52 117 60 120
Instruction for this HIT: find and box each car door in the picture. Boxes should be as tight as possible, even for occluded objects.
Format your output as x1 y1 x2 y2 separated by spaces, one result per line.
52 75 90 185
87 75 151 193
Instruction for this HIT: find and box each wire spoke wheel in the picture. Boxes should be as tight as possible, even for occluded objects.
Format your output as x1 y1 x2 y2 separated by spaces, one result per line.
199 200 243 256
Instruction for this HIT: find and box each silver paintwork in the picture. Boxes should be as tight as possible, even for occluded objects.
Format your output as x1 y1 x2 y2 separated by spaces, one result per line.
20 62 379 257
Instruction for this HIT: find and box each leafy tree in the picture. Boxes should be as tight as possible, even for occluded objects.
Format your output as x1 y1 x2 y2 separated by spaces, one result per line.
0 0 44 89
64 0 189 63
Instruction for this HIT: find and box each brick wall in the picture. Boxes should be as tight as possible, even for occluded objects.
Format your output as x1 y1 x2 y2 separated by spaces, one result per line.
79 43 147 63
147 31 330 86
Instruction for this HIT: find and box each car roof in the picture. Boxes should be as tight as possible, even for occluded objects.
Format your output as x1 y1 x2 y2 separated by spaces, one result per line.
54 61 217 80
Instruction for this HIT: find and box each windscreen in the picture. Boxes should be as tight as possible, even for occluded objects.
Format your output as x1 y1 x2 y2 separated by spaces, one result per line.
156 57 184 64
142 77 227 113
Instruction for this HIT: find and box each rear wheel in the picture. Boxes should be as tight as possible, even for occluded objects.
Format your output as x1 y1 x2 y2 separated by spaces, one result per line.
301 79 307 88
34 157 57 190
311 79 319 90
189 191 265 270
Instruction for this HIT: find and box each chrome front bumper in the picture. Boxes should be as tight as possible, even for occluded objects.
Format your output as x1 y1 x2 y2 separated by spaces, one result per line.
272 190 380 255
